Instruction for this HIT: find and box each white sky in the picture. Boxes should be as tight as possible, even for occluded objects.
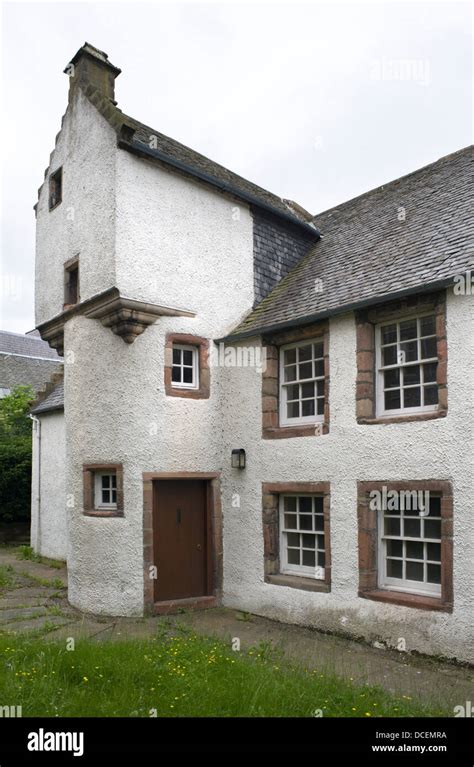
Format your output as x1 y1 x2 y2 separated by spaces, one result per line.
0 0 472 332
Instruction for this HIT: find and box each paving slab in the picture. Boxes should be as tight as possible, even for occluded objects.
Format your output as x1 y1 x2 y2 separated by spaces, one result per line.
0 606 50 623
0 615 74 634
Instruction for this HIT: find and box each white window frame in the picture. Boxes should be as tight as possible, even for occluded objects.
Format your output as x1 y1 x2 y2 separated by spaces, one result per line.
279 494 325 579
279 339 325 427
171 344 199 390
375 313 439 418
94 471 117 510
377 501 442 598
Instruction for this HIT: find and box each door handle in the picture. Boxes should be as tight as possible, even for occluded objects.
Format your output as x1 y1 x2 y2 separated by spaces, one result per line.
197 543 202 550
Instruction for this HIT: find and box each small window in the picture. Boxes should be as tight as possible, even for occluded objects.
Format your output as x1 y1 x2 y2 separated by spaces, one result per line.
49 167 62 210
376 315 438 416
279 340 325 426
280 494 326 579
94 471 117 510
64 260 79 306
171 344 199 389
379 493 441 597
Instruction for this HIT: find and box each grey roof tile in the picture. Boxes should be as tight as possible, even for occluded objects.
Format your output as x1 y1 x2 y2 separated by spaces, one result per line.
30 380 64 415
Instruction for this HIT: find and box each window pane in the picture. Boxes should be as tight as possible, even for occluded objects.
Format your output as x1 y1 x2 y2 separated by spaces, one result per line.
287 549 300 565
302 533 315 548
424 386 438 406
384 369 400 388
387 559 403 578
420 316 436 336
382 324 397 345
287 401 299 419
172 366 181 382
385 518 400 536
302 550 315 567
284 365 297 383
404 518 420 537
302 400 315 417
400 319 417 341
183 350 193 366
406 561 424 581
314 497 324 513
314 359 324 377
284 496 297 511
284 514 297 529
183 367 193 384
299 497 312 513
427 564 441 584
314 515 324 531
387 540 403 557
424 520 441 539
400 340 418 362
301 382 314 399
421 337 437 359
317 534 325 550
298 362 312 380
111 489 117 504
427 542 441 561
101 475 109 489
403 365 420 385
313 343 324 359
172 348 181 364
102 489 110 503
385 389 401 410
315 380 324 397
423 362 437 383
428 497 441 517
298 344 312 362
299 515 313 531
284 348 296 365
317 551 325 568
403 387 421 408
383 345 397 366
287 532 299 547
111 475 117 489
317 398 324 415
406 541 424 560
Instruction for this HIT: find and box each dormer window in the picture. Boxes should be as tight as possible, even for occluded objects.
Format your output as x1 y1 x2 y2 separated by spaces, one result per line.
49 167 62 210
64 257 79 307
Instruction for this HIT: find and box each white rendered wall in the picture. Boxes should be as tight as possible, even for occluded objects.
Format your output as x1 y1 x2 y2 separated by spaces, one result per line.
35 88 117 326
31 411 67 561
220 290 474 663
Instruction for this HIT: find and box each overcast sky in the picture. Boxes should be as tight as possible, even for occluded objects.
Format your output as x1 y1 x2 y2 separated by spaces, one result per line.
0 0 472 333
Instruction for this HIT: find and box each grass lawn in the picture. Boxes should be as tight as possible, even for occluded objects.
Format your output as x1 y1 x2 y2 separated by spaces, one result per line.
0 628 450 718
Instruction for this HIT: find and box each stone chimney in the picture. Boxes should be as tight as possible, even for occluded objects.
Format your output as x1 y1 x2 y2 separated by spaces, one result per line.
65 42 121 103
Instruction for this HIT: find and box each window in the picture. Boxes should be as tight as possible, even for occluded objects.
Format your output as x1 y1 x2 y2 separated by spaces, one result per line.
280 340 325 426
379 494 441 597
94 471 117 509
64 259 79 306
49 167 62 210
357 480 453 612
376 314 439 416
83 463 123 516
280 495 326 579
171 344 199 389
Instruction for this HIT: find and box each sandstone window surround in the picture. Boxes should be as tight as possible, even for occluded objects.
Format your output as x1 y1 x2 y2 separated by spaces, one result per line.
357 480 453 612
83 463 124 517
355 291 447 424
262 482 331 593
164 334 210 399
262 322 329 439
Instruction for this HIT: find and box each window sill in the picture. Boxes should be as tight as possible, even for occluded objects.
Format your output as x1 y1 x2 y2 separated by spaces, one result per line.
359 588 451 612
357 409 446 425
262 424 328 440
266 573 330 593
83 510 124 518
166 387 210 400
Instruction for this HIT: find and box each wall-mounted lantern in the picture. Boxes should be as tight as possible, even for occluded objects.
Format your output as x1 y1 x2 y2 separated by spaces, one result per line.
231 449 246 469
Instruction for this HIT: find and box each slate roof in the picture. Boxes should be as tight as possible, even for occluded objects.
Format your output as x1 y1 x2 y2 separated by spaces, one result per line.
0 330 61 361
30 380 64 415
227 146 474 339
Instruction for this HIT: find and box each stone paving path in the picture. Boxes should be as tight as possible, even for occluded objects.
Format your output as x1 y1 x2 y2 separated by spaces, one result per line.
1 547 472 710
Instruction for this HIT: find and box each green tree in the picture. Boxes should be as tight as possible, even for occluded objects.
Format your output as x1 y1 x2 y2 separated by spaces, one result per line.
0 385 35 522
0 385 35 440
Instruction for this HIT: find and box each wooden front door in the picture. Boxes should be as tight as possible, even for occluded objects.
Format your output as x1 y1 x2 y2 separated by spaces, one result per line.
153 480 208 602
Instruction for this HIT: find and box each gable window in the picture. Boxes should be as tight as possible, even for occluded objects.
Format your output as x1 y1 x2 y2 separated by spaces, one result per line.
49 167 62 210
94 471 117 509
171 344 199 389
280 494 326 579
64 258 80 306
83 463 124 517
279 340 325 426
376 315 438 416
357 480 453 612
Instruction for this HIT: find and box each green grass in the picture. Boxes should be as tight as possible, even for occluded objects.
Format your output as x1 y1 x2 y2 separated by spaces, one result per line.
0 630 450 718
0 564 15 588
15 546 63 569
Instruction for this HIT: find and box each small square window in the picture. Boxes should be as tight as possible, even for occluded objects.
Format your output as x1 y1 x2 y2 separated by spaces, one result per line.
49 167 62 210
280 494 325 579
94 471 118 509
171 344 199 389
83 464 123 516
